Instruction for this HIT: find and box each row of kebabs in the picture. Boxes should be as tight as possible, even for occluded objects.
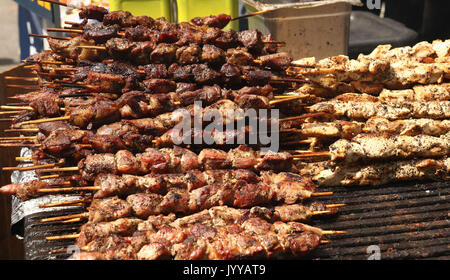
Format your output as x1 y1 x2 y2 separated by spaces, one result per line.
1 3 449 258
0 6 351 260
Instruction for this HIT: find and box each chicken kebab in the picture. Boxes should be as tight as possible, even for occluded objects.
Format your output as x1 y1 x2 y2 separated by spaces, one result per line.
288 40 450 93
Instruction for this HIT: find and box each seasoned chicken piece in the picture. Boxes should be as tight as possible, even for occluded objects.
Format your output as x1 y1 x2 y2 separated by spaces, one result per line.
314 157 450 186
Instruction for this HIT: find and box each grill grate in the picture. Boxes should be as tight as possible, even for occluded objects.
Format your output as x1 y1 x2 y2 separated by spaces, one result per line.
23 181 450 260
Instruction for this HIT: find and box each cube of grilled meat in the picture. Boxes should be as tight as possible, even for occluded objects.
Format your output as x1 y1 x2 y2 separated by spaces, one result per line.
28 91 61 117
241 66 272 86
150 43 177 64
300 121 364 140
86 72 126 93
233 94 271 109
176 82 197 93
103 11 133 26
141 78 177 93
41 129 93 155
37 121 75 136
177 84 225 106
141 64 169 79
133 16 155 28
129 41 156 65
123 25 154 42
168 63 194 82
66 100 121 128
238 30 264 54
202 27 222 44
215 29 239 50
48 37 105 61
176 24 204 46
83 23 120 44
77 217 143 247
105 38 133 60
258 52 293 71
85 135 128 153
78 6 109 22
201 44 226 65
176 44 201 65
117 91 175 118
88 196 132 223
190 14 231 29
261 33 278 54
226 47 255 66
192 63 222 84
233 84 274 98
220 63 243 88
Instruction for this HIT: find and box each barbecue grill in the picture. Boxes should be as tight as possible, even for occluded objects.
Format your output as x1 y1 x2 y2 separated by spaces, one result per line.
21 180 449 260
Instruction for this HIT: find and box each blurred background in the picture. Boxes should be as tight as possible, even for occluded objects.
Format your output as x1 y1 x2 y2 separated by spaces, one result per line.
0 0 449 260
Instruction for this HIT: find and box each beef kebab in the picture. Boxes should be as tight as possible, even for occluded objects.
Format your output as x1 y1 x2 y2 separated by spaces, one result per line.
73 202 339 248
0 145 300 199
68 203 340 260
19 169 325 218
70 217 334 260
4 84 284 123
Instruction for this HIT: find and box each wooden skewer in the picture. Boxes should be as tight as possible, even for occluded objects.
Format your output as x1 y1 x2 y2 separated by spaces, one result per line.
293 151 331 158
312 210 332 215
17 116 70 126
38 186 100 193
76 45 106 50
320 240 331 244
28 33 70 40
62 217 83 223
0 110 25 115
269 95 309 105
0 136 37 141
41 213 89 223
15 156 33 161
2 163 59 172
40 166 79 173
39 0 68 7
325 204 346 208
46 233 80 241
311 192 334 197
0 143 41 147
47 28 83 34
321 230 347 235
40 198 91 208
279 112 328 122
282 139 314 145
23 59 64 65
39 174 60 180
4 76 39 82
5 85 40 89
4 128 39 133
0 139 31 144
232 9 273 21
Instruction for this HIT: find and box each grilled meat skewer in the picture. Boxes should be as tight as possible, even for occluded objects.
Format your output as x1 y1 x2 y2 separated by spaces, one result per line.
76 202 336 253
72 218 326 260
313 157 450 186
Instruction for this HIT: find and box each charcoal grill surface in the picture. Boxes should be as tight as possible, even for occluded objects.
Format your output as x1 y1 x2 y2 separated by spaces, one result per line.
23 181 450 260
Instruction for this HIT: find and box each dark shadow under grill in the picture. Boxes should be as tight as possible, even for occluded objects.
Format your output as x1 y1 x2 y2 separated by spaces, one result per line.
23 181 450 260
